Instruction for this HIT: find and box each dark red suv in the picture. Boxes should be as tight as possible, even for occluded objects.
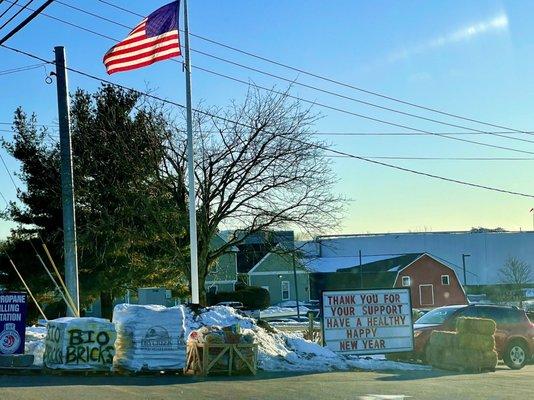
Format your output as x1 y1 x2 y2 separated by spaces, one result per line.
413 304 534 369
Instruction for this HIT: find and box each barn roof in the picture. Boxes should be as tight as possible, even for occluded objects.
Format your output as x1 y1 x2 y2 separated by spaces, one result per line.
338 253 423 274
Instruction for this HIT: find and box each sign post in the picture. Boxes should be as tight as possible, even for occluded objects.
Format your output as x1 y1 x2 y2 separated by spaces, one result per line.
321 288 414 355
0 292 27 356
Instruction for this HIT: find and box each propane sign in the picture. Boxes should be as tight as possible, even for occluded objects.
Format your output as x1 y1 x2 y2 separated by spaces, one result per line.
321 288 413 355
0 292 27 355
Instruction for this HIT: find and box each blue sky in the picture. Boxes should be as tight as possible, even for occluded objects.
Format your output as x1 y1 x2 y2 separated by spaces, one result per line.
1 0 533 238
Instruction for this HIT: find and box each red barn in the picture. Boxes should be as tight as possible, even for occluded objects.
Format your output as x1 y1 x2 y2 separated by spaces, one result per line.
391 253 467 308
331 253 467 309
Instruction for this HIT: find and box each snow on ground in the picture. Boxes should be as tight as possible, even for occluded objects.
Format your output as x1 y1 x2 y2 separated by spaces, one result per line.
260 305 310 318
186 306 430 372
23 306 429 372
25 326 47 366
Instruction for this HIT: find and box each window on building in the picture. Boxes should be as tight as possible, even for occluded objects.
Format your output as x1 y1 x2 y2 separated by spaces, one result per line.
281 281 290 300
401 276 411 287
441 275 450 285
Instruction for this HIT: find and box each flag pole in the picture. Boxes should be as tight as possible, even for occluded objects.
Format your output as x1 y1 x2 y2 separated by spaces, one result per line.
182 0 200 304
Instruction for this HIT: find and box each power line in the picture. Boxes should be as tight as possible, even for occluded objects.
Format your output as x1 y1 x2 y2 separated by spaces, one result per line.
0 0 19 20
19 128 534 161
3 43 533 199
49 0 534 145
328 156 534 161
93 0 534 136
0 0 55 45
0 61 45 75
190 49 534 145
190 64 534 156
0 0 33 31
7 2 534 155
0 122 533 136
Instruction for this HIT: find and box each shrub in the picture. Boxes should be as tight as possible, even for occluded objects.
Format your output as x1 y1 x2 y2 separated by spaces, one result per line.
209 285 270 310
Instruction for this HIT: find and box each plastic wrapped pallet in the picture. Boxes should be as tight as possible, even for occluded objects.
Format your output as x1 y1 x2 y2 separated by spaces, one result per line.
112 304 186 372
43 317 116 371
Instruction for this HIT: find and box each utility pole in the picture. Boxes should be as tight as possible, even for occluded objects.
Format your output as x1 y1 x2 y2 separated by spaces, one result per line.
462 254 470 288
54 46 79 317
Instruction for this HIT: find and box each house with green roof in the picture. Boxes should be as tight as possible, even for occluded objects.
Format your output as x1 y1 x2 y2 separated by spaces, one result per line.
247 247 310 305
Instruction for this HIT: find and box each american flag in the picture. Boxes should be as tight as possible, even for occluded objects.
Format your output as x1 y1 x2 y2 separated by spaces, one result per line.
103 1 181 75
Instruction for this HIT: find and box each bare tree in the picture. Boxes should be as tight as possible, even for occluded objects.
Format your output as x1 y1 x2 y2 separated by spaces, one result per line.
499 257 533 306
160 86 344 303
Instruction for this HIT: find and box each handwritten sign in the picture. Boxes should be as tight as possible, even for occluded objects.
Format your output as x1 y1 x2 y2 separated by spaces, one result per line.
321 288 413 355
44 317 116 370
0 292 27 355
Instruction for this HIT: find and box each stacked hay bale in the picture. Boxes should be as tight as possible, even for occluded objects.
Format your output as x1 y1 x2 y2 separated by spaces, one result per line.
428 317 498 372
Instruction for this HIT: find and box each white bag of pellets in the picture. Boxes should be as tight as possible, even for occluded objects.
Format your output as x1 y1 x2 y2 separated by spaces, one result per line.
43 317 116 371
112 304 186 372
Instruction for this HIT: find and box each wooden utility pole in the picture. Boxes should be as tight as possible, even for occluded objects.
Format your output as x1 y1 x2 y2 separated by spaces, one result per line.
54 46 79 317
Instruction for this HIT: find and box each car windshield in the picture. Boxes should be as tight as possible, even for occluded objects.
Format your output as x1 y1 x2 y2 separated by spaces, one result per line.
415 307 462 325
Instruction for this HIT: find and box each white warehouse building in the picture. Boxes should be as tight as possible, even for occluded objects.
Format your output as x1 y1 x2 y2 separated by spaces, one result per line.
302 231 534 286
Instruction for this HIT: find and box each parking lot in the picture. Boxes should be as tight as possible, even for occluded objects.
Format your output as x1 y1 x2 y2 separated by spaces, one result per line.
1 363 532 400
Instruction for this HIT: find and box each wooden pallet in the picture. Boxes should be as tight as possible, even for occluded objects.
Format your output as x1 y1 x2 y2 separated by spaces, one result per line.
184 342 257 376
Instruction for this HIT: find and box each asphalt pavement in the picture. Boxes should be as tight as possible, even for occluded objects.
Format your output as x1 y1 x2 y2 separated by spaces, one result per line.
0 363 532 400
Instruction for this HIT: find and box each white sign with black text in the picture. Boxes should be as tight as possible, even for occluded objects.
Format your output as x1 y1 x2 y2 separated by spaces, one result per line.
321 288 414 355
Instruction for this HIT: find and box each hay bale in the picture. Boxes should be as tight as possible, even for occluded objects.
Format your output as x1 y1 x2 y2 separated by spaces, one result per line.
432 349 498 372
431 347 457 370
429 331 458 348
457 333 495 352
456 317 496 335
454 350 498 369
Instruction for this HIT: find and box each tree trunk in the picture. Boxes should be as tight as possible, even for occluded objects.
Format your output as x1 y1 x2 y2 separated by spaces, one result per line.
198 275 207 306
196 244 211 306
100 291 113 320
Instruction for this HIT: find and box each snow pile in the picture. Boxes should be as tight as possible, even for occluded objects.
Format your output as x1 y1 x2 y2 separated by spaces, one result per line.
25 326 47 366
23 306 430 372
185 306 429 372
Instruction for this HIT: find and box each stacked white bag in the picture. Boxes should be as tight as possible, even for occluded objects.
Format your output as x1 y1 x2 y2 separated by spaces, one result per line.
112 304 186 372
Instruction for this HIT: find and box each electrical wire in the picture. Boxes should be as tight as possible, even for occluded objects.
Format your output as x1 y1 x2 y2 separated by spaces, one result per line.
3 43 533 199
190 64 534 155
48 0 534 145
0 0 19 20
0 0 33 31
3 4 534 156
0 61 45 75
92 0 534 136
36 135 534 160
7 0 534 149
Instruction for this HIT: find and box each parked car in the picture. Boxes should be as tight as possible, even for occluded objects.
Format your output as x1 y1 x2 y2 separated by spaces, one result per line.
413 304 534 369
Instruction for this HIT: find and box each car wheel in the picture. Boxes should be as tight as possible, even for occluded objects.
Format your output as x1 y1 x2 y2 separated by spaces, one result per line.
504 341 528 370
